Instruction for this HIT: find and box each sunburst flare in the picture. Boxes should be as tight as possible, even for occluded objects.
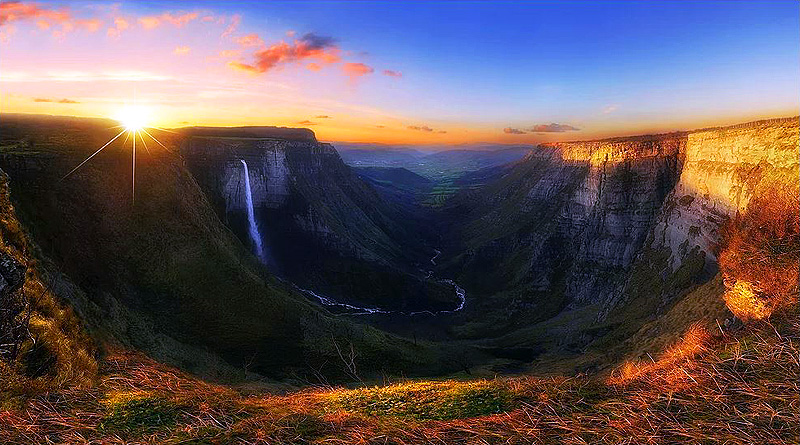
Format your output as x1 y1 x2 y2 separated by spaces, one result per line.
62 104 170 201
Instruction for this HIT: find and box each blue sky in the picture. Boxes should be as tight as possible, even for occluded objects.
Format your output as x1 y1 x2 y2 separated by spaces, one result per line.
1 0 797 143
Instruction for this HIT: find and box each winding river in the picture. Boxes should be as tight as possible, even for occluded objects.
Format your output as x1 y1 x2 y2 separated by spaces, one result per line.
297 249 466 316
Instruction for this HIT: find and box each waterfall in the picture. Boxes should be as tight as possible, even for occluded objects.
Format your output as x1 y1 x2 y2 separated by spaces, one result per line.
240 159 266 262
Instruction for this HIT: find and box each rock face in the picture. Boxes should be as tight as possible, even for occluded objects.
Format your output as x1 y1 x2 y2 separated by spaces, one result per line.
609 118 800 318
446 118 798 321
181 134 457 311
0 250 25 299
648 119 799 270
445 134 686 312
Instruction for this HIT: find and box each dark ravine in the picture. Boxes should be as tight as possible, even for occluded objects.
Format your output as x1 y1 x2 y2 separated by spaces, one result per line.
298 249 466 316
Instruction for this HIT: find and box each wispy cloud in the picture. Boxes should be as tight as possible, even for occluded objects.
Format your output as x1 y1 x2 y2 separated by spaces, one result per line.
33 97 79 103
139 11 199 29
219 49 240 58
530 123 580 132
173 45 190 55
408 124 446 134
1 1 101 37
602 104 618 114
316 115 331 119
382 69 402 78
503 127 526 134
297 119 318 125
1 70 173 83
220 14 240 38
235 33 263 47
503 123 580 134
106 16 129 37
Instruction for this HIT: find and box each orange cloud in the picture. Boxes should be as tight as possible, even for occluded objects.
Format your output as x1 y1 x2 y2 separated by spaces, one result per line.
139 11 199 29
1 1 100 36
107 16 129 37
383 69 402 78
343 62 374 79
236 33 264 47
306 62 321 71
0 1 69 26
220 49 240 58
504 127 526 134
173 45 190 55
231 33 341 74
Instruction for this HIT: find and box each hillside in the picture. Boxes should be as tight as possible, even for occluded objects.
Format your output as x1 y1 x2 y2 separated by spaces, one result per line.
0 114 465 382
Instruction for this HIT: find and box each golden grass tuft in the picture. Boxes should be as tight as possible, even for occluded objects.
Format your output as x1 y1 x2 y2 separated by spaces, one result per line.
607 322 710 386
718 181 799 320
724 280 774 321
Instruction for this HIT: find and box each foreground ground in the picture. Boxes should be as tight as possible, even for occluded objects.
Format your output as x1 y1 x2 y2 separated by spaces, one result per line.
1 314 797 444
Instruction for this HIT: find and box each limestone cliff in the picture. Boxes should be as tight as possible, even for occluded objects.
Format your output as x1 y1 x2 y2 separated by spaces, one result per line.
445 117 798 327
180 133 458 311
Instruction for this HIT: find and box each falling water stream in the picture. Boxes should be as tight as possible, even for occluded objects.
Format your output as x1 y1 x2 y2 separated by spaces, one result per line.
240 159 266 262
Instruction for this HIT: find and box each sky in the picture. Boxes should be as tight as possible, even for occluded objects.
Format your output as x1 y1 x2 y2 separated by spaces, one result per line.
0 0 797 144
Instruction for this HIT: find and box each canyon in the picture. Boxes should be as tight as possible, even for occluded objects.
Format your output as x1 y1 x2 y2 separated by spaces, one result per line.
0 113 796 381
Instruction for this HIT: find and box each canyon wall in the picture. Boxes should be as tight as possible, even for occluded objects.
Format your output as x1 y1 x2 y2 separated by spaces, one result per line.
447 117 798 326
181 134 458 311
649 118 799 270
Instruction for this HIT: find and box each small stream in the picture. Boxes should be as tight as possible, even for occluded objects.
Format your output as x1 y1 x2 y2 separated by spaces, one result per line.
297 249 466 316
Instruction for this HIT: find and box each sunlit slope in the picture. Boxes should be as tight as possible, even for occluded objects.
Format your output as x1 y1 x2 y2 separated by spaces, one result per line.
2 313 795 444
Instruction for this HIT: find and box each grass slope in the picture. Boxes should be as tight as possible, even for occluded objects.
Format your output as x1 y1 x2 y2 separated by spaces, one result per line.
1 313 796 444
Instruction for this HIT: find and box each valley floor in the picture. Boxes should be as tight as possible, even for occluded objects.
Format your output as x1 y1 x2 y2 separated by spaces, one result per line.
2 315 797 444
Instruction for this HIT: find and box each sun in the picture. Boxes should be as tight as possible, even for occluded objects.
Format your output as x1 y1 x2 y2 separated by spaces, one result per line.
63 101 172 202
116 105 150 131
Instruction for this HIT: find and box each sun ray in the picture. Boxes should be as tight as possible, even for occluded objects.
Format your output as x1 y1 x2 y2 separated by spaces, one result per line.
138 130 151 155
142 128 171 153
61 128 127 180
132 129 136 201
149 126 178 134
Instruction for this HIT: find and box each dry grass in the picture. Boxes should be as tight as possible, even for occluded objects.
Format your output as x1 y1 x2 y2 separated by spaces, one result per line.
719 182 799 320
1 314 797 444
0 172 97 402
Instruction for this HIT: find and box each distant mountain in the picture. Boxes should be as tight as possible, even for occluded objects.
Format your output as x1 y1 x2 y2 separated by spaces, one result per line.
337 143 425 168
337 143 531 181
